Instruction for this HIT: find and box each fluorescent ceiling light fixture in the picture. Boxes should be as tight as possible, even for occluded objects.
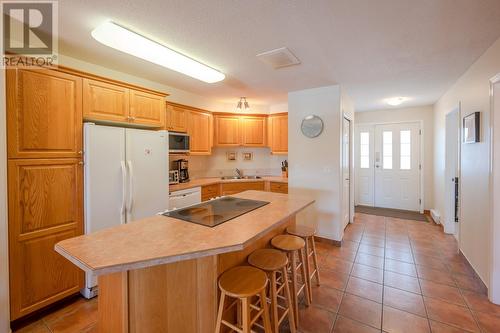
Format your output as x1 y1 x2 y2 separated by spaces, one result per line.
91 21 225 83
385 96 409 106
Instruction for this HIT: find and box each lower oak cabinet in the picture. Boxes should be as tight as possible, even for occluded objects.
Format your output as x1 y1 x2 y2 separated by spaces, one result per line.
8 158 84 320
220 182 265 195
269 182 288 194
201 184 220 201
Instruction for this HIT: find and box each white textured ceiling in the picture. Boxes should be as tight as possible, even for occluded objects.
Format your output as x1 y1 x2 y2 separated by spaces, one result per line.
58 0 500 111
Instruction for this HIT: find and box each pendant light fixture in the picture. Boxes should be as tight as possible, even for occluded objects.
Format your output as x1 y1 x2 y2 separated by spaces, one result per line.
236 97 250 111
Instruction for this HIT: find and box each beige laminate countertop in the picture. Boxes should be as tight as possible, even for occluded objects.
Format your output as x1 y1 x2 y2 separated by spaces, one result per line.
169 176 288 192
55 191 313 276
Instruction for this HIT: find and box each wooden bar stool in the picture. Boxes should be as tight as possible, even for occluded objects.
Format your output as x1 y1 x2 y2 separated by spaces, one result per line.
271 234 310 326
286 225 321 303
215 266 272 333
248 249 296 333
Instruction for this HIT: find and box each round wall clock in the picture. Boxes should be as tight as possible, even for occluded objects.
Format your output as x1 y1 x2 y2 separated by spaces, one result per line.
301 115 324 138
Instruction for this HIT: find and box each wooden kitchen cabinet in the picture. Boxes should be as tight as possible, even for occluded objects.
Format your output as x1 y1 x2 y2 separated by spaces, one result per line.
7 68 83 159
201 184 220 201
269 182 288 194
240 116 267 147
129 89 165 127
214 115 240 146
8 158 84 320
268 114 288 154
220 181 265 195
165 104 188 132
188 111 213 155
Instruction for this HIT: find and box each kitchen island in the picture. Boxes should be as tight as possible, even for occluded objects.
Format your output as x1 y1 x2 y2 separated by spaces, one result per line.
55 190 314 333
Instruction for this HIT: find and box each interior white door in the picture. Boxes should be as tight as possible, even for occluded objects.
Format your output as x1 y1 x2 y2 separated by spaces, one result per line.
125 129 169 222
343 118 351 228
445 109 460 236
374 122 421 211
355 125 375 206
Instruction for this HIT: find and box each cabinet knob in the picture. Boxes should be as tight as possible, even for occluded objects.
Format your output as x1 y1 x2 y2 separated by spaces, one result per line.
78 161 84 165
78 150 83 155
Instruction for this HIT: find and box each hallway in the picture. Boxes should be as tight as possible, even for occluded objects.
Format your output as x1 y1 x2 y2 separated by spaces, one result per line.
301 212 500 332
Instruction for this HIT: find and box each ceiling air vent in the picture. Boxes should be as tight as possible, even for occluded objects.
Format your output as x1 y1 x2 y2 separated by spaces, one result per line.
256 47 301 69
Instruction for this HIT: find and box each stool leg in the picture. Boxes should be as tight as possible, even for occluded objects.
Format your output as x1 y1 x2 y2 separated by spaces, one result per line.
290 251 299 326
282 267 296 333
304 237 313 304
215 291 226 333
270 271 279 333
311 236 321 286
260 289 273 333
299 247 311 307
242 297 251 333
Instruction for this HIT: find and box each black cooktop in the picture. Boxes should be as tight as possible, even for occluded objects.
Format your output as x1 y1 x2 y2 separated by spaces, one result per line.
162 196 270 227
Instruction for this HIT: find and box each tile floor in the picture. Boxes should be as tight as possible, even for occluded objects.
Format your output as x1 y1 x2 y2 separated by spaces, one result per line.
13 212 500 333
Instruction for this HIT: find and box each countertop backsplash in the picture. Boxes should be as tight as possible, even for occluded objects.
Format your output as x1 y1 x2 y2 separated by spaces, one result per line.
170 147 287 179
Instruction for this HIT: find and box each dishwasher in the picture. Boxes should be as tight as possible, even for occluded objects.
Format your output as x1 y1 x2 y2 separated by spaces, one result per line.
169 187 202 210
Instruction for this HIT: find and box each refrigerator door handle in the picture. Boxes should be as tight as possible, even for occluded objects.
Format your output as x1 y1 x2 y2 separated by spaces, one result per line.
127 160 134 215
120 161 127 224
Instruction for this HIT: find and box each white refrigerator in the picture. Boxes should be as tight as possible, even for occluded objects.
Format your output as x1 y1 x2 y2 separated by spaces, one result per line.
82 123 169 298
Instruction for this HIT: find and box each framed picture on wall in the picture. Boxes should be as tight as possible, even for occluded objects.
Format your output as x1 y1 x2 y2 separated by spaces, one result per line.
226 151 237 161
242 152 253 161
463 112 480 144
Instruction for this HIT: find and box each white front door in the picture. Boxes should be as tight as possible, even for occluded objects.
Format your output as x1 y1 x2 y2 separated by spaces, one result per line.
355 125 375 206
343 117 351 228
374 122 421 211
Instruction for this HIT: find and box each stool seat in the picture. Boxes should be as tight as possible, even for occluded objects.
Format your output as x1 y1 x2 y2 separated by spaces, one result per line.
286 225 316 238
219 266 268 297
271 234 305 251
248 249 288 271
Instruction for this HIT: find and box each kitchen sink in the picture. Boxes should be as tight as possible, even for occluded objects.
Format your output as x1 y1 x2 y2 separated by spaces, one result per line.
220 176 262 180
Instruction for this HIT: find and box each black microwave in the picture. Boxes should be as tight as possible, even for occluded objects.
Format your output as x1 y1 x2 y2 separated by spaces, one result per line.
169 132 190 153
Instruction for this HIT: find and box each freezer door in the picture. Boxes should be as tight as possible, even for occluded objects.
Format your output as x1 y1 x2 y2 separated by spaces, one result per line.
126 129 169 222
83 123 126 294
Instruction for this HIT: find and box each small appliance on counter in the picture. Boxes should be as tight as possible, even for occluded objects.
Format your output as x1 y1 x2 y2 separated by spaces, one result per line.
169 170 179 185
173 159 190 183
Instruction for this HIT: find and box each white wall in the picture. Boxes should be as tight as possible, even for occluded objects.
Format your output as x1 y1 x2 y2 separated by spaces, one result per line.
173 147 286 179
355 106 434 210
0 69 11 331
288 85 344 241
433 37 500 288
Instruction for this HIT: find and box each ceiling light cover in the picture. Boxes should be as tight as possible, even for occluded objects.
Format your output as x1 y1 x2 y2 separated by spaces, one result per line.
236 97 250 111
385 97 409 106
91 21 225 83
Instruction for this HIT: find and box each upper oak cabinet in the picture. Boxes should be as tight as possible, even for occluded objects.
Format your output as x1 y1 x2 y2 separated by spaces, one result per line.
268 114 288 154
7 68 83 159
214 115 267 147
240 116 267 147
187 111 213 155
83 78 166 128
214 115 241 146
165 104 188 132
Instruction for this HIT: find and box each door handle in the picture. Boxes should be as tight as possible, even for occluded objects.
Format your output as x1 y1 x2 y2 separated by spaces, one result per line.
120 161 127 223
127 160 134 214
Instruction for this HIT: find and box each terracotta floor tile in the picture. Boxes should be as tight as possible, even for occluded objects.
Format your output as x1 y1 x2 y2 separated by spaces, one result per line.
341 240 360 252
385 242 413 253
358 244 385 257
473 310 500 333
322 256 353 275
355 252 384 269
346 276 383 303
429 320 467 333
413 253 445 270
329 247 357 262
416 266 456 287
384 271 421 294
320 268 349 291
13 321 51 333
332 315 380 333
385 249 414 263
385 258 417 277
361 236 385 248
424 297 479 332
382 306 430 333
351 264 384 284
383 286 426 316
43 298 98 333
446 260 476 277
297 304 336 333
311 285 343 312
461 290 500 317
338 293 382 329
419 279 466 306
453 273 487 295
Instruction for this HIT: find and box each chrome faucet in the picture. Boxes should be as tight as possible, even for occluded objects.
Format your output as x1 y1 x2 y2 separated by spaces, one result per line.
235 168 243 177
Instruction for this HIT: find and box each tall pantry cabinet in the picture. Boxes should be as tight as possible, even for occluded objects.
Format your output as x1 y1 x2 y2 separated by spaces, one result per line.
6 67 84 320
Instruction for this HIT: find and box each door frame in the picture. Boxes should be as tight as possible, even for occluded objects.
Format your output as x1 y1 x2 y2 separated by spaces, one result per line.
354 120 424 213
342 115 354 227
489 73 500 304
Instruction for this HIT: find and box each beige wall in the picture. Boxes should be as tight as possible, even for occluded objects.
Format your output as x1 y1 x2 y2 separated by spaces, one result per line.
433 37 500 287
288 85 344 241
355 106 434 210
0 69 10 331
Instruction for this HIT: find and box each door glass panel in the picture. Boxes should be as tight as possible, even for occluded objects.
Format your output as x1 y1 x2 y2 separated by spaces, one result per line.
360 132 369 169
400 130 411 170
383 131 392 169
